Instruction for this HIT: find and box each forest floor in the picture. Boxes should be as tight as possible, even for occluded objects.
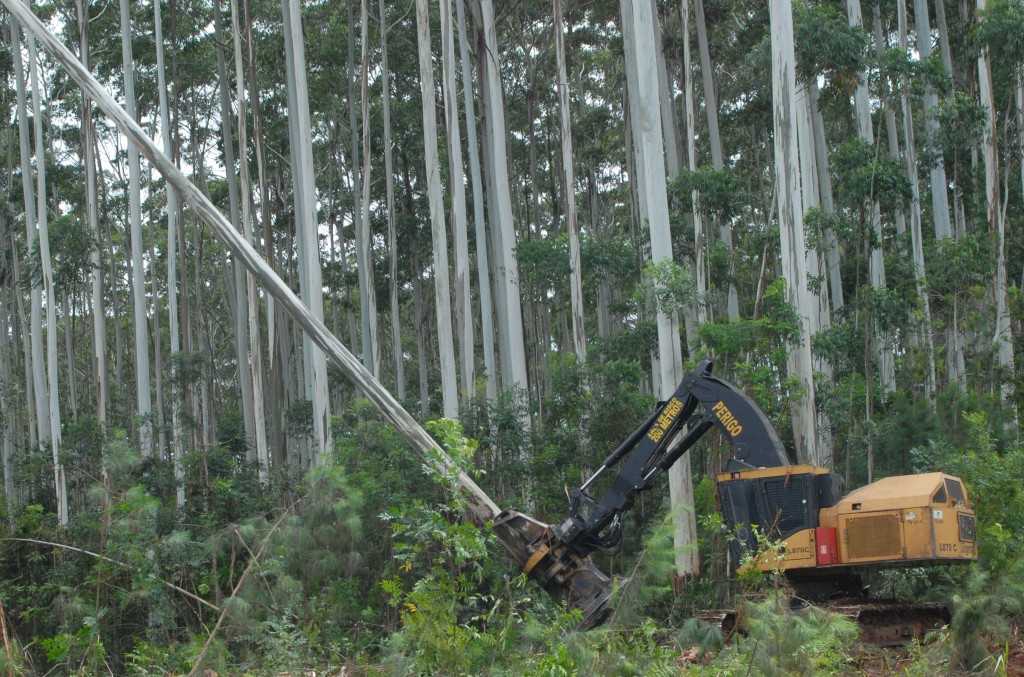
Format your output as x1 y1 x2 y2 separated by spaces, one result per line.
852 628 1024 676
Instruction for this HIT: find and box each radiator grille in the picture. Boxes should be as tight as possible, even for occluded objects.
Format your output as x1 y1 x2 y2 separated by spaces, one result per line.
762 477 808 537
846 514 902 560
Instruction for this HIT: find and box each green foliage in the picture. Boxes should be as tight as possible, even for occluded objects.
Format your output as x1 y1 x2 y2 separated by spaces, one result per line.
635 258 695 318
792 0 869 84
691 591 858 676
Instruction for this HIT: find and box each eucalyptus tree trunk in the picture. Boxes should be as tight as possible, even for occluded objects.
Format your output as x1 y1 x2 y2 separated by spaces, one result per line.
693 0 738 320
77 2 106 424
244 0 285 460
809 81 844 314
441 0 474 396
379 0 405 401
770 0 819 466
873 7 906 237
359 0 380 377
282 0 331 462
348 0 370 370
119 0 152 456
359 0 380 378
914 0 954 241
27 30 67 525
416 0 459 419
622 0 697 578
479 0 530 404
683 0 708 327
554 0 586 362
214 0 256 455
153 0 184 503
12 19 47 449
848 0 894 394
976 0 1016 423
0 284 14 524
456 0 497 400
232 0 269 474
897 0 937 403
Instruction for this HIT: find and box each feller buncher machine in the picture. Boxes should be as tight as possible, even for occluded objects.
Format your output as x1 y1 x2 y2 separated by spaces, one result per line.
492 360 977 644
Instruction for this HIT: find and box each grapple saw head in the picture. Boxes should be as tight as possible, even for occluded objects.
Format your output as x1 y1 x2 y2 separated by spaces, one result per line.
491 508 614 629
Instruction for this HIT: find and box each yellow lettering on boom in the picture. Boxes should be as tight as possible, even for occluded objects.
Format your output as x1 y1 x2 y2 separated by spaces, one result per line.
646 397 684 443
712 401 744 437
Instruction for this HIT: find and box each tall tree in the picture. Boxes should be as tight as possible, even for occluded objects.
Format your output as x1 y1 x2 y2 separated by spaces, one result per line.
554 0 586 362
440 0 474 397
621 0 697 577
479 0 530 404
379 0 405 401
770 0 819 466
119 0 152 456
457 0 497 400
12 19 46 451
976 0 1016 425
26 26 67 524
416 0 459 419
282 0 331 462
231 0 269 473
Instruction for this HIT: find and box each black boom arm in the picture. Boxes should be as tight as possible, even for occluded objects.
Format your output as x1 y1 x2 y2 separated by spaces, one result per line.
553 359 790 556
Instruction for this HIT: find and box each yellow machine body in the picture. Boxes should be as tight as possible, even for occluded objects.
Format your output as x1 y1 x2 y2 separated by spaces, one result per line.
716 468 978 574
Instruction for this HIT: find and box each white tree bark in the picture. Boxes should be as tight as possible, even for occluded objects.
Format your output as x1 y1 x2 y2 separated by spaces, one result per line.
977 0 1016 424
913 0 953 241
27 30 67 525
770 0 819 466
848 0 894 394
693 0 739 320
77 0 107 426
231 0 269 474
416 0 459 419
119 0 152 456
555 0 587 362
897 0 937 403
379 0 405 401
623 0 697 578
282 0 331 462
683 0 708 328
152 0 185 505
441 0 475 396
479 0 530 403
214 0 256 456
12 19 47 450
456 0 497 400
359 0 380 378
